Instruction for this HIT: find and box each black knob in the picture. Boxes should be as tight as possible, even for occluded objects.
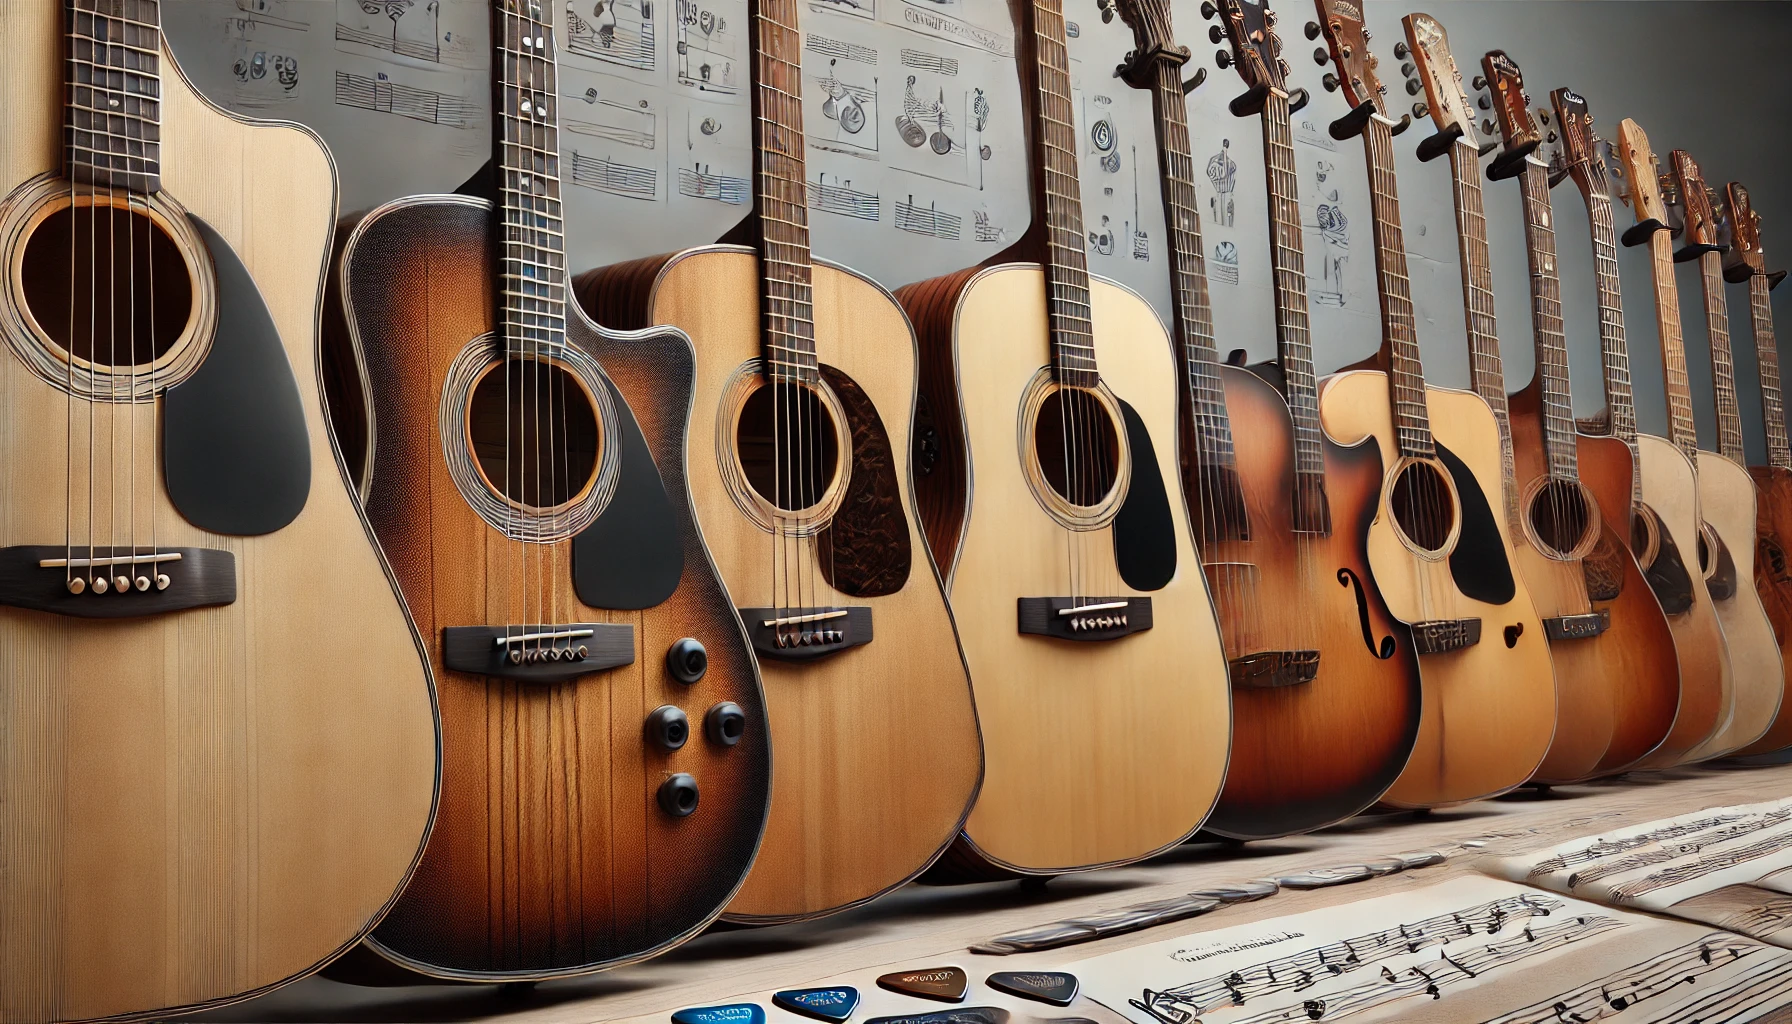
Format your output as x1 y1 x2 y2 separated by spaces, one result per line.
666 637 708 684
1401 61 1414 77
1304 20 1320 39
1322 72 1339 92
706 702 747 746
1477 95 1489 109
1472 75 1487 91
1412 101 1429 119
646 705 690 750
1482 118 1496 136
1210 24 1224 43
1215 50 1232 69
1199 0 1216 17
1406 78 1422 95
658 774 700 817
1313 46 1328 66
1393 40 1409 59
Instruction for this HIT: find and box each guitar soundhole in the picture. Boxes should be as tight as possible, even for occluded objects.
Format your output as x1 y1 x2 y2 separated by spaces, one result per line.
467 357 600 511
1527 479 1593 557
1389 460 1455 554
19 200 192 369
737 380 841 513
1034 386 1121 508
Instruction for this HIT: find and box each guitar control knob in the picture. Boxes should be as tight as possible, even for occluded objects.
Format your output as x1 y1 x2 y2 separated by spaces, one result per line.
1394 40 1409 59
1322 72 1339 92
646 705 691 750
666 637 708 684
658 773 700 817
706 702 747 746
1210 24 1224 43
1215 50 1232 69
1199 0 1216 18
1313 46 1328 66
1304 20 1320 39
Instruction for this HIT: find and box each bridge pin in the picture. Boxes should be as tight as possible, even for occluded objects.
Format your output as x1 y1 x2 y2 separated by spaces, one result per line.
92 576 109 594
156 574 170 590
135 576 151 592
547 646 563 662
67 577 85 595
114 575 131 593
576 645 589 660
509 649 523 664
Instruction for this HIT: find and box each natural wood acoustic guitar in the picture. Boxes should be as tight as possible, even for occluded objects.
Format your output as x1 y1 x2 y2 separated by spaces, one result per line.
1722 182 1792 756
1551 94 1731 769
891 0 1230 874
0 1 439 1020
1311 11 1557 808
1615 123 1783 760
574 0 982 918
1462 53 1681 780
1107 0 1420 840
323 0 773 979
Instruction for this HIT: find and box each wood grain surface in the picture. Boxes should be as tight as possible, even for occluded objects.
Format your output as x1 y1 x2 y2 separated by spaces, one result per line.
1689 452 1785 758
0 15 439 1022
1319 371 1556 808
1743 465 1792 755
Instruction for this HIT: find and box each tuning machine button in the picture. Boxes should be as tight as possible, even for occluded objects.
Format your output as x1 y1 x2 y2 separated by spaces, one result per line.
666 637 708 684
1304 20 1320 39
706 702 747 746
1199 0 1216 18
1313 46 1328 66
1394 40 1410 59
1477 95 1490 109
646 705 691 750
1321 72 1339 93
1215 50 1232 69
1406 79 1422 96
1210 24 1224 43
1401 61 1414 77
658 774 699 817
1472 75 1488 90
1482 119 1496 137
1412 101 1429 119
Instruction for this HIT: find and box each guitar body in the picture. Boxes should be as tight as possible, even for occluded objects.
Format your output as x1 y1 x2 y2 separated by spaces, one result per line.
1631 434 1734 766
0 20 438 1022
1318 371 1554 807
1742 464 1792 754
1690 451 1784 757
1200 366 1421 839
577 246 981 921
899 263 1229 873
333 201 770 977
1573 432 1683 773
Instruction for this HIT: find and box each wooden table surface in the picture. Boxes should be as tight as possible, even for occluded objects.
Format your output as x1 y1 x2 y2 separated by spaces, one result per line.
186 762 1792 1024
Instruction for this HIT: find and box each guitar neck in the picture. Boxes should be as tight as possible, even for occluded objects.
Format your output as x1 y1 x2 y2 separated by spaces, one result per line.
1516 160 1580 480
1028 0 1098 388
66 0 163 194
493 0 568 357
750 0 819 382
1644 230 1702 463
1444 140 1519 524
1749 274 1792 469
1696 251 1746 463
1147 62 1232 472
1354 114 1431 461
1582 188 1644 506
1255 89 1326 480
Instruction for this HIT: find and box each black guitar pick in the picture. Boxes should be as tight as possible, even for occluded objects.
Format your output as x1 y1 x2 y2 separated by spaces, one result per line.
774 987 860 1023
864 1008 1007 1024
986 971 1079 1006
877 966 969 1003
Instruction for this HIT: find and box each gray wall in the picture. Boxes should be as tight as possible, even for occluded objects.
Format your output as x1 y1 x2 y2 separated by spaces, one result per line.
166 0 1792 460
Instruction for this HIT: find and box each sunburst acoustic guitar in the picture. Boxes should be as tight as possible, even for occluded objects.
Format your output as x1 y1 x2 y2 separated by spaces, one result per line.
0 1 439 1020
893 0 1230 874
575 0 982 920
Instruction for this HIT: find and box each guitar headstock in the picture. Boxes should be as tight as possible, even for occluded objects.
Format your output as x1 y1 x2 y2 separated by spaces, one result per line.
1105 0 1193 90
1398 12 1489 163
1666 149 1727 262
1723 182 1775 284
1549 87 1609 200
1613 118 1672 247
1310 0 1408 140
1205 0 1304 116
1477 50 1540 181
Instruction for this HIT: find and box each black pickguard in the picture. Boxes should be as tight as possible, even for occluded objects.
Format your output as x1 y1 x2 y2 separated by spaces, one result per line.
1112 398 1177 592
571 372 684 610
162 216 311 535
1437 441 1517 606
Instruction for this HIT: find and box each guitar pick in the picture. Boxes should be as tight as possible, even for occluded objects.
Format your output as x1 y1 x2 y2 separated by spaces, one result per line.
985 971 1079 1006
774 987 860 1023
864 1009 1008 1024
877 966 969 1003
674 1004 766 1024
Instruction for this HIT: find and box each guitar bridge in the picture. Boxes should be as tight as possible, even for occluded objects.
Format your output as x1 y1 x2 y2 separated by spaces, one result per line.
1543 610 1611 641
1410 618 1483 655
740 606 873 661
0 545 235 618
1229 650 1321 688
1017 597 1153 642
442 624 635 682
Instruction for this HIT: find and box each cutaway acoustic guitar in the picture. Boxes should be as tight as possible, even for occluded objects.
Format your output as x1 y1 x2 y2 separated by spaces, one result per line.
0 1 438 1019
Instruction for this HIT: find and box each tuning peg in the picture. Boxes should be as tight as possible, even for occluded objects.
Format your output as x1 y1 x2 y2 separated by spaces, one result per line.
1472 75 1487 90
1406 79 1422 95
1263 8 1276 27
1394 40 1410 59
1412 101 1429 119
1481 118 1496 137
1322 72 1339 92
1538 111 1550 124
1210 24 1224 43
1477 95 1489 109
1181 67 1207 94
1313 46 1328 65
1305 20 1320 39
1200 0 1216 18
1288 87 1310 113
1097 0 1114 22
1401 61 1414 77
1215 50 1232 69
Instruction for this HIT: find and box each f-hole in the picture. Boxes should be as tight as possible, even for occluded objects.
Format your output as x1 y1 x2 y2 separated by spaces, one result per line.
1035 385 1121 508
1389 460 1456 554
467 357 600 511
19 198 193 369
1337 568 1397 659
737 380 841 513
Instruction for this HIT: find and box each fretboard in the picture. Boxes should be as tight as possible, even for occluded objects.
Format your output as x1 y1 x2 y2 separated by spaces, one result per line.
1029 0 1098 388
1696 252 1745 463
1258 91 1327 479
1516 160 1579 480
494 1 567 356
1583 189 1644 507
1644 230 1701 463
1149 62 1232 472
1446 139 1520 527
66 0 163 194
1358 115 1432 461
750 0 818 382
1748 274 1791 469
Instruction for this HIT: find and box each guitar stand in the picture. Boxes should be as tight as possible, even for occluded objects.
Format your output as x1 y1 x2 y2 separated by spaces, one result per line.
1621 216 1669 248
1486 138 1539 182
1415 123 1462 162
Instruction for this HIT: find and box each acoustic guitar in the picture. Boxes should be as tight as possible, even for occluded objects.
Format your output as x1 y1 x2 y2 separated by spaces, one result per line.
1615 122 1782 760
1112 0 1420 840
1722 182 1792 756
1313 10 1556 808
1658 148 1785 755
0 1 438 1020
892 0 1230 874
575 0 982 918
1466 53 1681 779
324 0 772 978
1551 93 1731 768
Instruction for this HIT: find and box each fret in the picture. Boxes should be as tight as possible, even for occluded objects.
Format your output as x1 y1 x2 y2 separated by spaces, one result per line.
1514 159 1581 480
1746 275 1792 469
1571 190 1646 507
1024 0 1098 387
1356 115 1436 466
1695 253 1746 463
742 0 819 379
1644 230 1702 463
64 0 164 193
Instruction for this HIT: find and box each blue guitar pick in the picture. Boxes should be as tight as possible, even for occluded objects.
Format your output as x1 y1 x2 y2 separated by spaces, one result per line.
774 986 860 1023
674 1004 766 1024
